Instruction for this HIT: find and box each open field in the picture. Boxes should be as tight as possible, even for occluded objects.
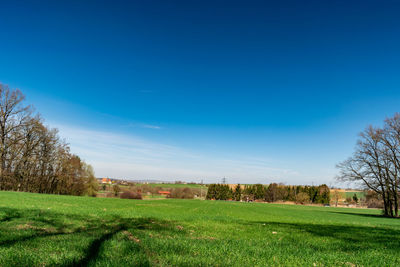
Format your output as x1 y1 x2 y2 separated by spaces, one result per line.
1 191 399 266
344 191 366 199
330 189 366 199
146 183 207 189
97 183 206 199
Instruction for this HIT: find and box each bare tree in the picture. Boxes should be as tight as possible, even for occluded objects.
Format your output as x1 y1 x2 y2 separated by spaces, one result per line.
331 190 344 207
337 115 400 217
0 83 98 197
0 84 32 188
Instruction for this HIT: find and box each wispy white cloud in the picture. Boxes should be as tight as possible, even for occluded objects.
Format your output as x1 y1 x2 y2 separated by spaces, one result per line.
141 124 162 130
53 123 308 183
123 122 163 130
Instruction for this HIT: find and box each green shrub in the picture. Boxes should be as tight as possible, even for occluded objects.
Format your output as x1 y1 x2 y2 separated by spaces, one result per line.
120 191 142 199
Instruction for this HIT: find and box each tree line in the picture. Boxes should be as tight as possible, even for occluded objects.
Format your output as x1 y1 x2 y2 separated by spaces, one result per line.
0 84 98 196
206 183 330 204
104 184 204 199
337 114 400 217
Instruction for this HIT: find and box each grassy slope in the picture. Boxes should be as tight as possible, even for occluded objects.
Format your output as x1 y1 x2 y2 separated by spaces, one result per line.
0 191 399 266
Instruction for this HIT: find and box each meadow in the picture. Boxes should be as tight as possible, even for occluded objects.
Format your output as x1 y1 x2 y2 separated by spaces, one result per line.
344 191 366 199
0 191 399 266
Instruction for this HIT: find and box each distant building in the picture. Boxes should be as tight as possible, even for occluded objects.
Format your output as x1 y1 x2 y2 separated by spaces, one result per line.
158 190 171 196
101 178 112 184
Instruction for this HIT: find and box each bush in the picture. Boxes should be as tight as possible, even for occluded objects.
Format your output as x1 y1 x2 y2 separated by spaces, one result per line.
366 191 383 208
140 184 152 195
295 192 310 204
367 199 384 209
113 185 121 196
167 188 194 199
346 197 355 205
120 190 142 199
87 190 97 197
191 188 202 198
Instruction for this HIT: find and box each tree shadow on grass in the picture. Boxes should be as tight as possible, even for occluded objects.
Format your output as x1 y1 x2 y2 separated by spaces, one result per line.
0 207 22 222
245 220 400 252
0 207 183 266
71 226 124 266
325 210 387 219
0 207 98 247
66 217 168 267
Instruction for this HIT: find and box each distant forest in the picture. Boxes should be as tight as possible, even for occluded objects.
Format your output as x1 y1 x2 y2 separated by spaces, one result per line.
206 183 330 204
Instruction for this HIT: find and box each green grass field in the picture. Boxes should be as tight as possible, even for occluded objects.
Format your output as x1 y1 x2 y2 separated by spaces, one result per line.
0 191 399 266
344 191 366 199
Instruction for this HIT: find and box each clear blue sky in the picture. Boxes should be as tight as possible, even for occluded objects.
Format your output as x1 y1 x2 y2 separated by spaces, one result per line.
1 0 400 184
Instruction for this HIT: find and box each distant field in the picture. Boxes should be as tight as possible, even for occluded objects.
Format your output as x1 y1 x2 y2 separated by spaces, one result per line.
330 190 366 201
143 194 167 199
344 191 366 199
98 183 207 199
146 183 207 189
1 191 399 266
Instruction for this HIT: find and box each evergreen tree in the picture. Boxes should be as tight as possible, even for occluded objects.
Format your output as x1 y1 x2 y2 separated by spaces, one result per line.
233 184 242 201
206 184 233 200
206 184 216 200
254 184 266 200
353 193 358 203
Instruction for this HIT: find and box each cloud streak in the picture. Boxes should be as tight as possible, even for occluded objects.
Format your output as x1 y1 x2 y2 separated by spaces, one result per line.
123 122 163 130
54 124 307 183
141 124 162 130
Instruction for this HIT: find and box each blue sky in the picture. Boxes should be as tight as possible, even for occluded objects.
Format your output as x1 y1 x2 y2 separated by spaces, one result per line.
1 0 400 184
